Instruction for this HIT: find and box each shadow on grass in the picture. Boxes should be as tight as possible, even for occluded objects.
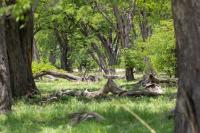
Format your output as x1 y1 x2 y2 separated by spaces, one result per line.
0 111 70 133
69 104 174 133
0 101 174 133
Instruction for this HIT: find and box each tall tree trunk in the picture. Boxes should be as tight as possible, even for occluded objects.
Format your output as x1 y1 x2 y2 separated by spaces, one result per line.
0 16 12 113
49 50 56 66
96 32 118 74
113 4 135 81
32 38 40 62
80 23 119 75
60 43 72 72
173 0 200 133
5 8 37 97
54 28 73 72
126 68 135 81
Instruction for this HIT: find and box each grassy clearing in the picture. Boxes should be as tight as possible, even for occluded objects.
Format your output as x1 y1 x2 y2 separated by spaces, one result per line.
0 78 176 133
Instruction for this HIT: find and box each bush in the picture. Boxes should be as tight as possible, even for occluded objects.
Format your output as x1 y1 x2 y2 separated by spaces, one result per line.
123 48 145 72
145 20 176 77
32 62 58 75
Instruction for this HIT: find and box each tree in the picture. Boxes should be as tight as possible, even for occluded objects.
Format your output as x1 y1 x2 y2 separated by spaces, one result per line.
112 1 136 80
54 22 73 72
0 15 12 114
173 0 200 132
34 0 76 72
2 1 37 97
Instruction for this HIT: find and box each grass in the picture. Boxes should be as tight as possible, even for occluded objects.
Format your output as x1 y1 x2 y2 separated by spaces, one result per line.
0 78 176 133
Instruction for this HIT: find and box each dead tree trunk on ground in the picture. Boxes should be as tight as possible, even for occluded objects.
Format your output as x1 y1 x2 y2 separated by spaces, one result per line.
34 71 82 81
41 75 164 103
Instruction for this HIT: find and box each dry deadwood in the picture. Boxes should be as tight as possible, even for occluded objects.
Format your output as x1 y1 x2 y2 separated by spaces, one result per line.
40 75 164 104
82 75 101 82
43 75 59 81
34 71 82 81
103 74 125 79
137 74 177 87
69 112 105 126
159 79 177 84
34 70 100 82
122 83 164 97
82 79 126 98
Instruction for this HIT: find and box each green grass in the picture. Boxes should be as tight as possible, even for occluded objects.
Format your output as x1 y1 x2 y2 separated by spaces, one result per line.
0 79 176 133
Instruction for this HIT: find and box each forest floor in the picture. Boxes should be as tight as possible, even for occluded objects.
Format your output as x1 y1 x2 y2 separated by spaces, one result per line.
0 74 176 133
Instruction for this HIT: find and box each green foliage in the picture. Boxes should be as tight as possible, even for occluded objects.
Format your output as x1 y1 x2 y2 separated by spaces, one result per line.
34 0 174 75
34 31 59 63
123 48 145 71
32 62 57 75
145 20 176 76
0 0 33 20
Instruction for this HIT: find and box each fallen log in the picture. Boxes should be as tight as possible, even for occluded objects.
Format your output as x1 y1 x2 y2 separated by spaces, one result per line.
82 75 101 82
103 74 125 79
69 112 105 126
40 77 164 104
138 74 177 86
159 79 177 84
34 71 101 82
34 71 82 81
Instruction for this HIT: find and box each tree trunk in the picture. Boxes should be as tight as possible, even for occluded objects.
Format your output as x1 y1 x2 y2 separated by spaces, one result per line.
32 38 40 62
126 68 135 81
54 27 73 72
5 9 37 97
113 4 135 81
89 49 109 75
0 16 12 113
60 44 73 72
173 0 200 133
49 50 57 65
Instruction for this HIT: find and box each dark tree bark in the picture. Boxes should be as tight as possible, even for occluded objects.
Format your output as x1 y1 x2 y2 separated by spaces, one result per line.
113 4 135 81
89 43 110 74
4 1 37 97
139 0 152 42
0 16 12 113
54 27 73 72
60 43 73 72
96 31 119 73
173 0 200 133
126 68 135 81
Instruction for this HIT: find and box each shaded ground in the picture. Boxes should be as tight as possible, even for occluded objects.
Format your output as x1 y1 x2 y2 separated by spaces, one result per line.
0 78 176 133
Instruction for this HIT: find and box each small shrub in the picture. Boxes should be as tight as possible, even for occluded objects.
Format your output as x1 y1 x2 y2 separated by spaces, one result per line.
32 62 57 75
